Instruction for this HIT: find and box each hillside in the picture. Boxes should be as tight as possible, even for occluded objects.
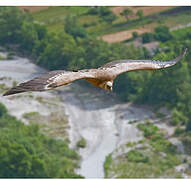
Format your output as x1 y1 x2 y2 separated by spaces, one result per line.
27 6 191 42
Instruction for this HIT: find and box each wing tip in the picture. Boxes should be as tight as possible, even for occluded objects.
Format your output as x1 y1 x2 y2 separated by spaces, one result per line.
173 47 188 64
3 87 25 96
2 91 9 96
3 91 16 96
182 47 187 57
3 92 13 96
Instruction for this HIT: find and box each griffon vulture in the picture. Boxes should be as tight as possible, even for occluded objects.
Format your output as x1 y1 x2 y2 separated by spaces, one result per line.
3 48 187 96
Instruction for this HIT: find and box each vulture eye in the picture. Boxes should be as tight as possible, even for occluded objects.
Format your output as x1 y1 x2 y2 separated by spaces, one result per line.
106 85 112 90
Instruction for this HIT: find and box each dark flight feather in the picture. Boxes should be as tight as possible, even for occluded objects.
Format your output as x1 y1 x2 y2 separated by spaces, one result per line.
3 70 65 96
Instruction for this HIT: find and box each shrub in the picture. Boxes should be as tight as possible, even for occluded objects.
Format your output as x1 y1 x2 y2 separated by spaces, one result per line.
88 7 116 24
154 25 172 42
151 138 177 153
186 32 191 39
132 31 138 39
76 138 86 148
137 121 158 137
171 108 188 126
142 33 153 43
98 7 117 23
186 119 191 131
174 126 184 136
136 10 143 20
126 141 137 147
88 7 99 15
171 115 180 126
104 153 112 177
102 13 116 23
126 150 149 163
64 16 87 39
151 132 164 141
23 112 40 120
99 7 112 16
120 8 133 21
154 25 169 34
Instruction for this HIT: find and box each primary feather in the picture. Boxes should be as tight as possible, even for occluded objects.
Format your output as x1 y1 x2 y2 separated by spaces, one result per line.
101 48 187 77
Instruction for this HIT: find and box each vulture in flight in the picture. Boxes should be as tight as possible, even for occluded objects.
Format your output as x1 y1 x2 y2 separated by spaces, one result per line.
3 48 187 96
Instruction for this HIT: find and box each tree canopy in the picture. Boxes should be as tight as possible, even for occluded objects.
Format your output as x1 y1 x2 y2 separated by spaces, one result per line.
0 103 82 178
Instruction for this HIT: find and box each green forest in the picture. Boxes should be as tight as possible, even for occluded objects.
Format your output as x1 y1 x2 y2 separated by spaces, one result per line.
1 6 191 177
0 103 82 178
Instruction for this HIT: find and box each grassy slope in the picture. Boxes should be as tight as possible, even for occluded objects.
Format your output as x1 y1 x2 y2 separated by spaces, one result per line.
33 7 90 34
104 121 183 178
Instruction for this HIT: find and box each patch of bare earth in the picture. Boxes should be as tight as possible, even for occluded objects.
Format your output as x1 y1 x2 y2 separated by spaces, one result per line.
102 24 154 43
19 6 49 12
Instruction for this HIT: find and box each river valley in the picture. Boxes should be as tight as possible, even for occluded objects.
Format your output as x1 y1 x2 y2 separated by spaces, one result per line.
0 51 190 178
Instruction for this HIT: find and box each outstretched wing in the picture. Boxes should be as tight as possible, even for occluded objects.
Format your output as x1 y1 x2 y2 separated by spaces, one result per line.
3 69 96 96
101 48 187 77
